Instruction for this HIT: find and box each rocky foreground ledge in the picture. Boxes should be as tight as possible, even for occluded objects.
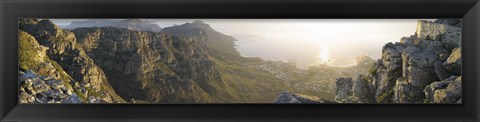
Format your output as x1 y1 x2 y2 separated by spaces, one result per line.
274 91 335 103
275 19 462 104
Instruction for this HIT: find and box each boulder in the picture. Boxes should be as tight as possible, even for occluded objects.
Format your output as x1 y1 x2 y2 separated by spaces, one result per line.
352 75 374 103
434 60 451 80
335 96 362 103
275 91 334 103
18 70 86 103
393 77 424 103
400 36 416 47
428 76 462 103
415 20 461 47
382 42 404 71
434 18 462 27
417 40 449 61
443 48 462 75
365 42 407 103
402 47 438 88
424 76 457 103
334 77 353 102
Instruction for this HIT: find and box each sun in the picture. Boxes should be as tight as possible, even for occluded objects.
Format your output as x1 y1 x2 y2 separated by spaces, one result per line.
315 46 332 65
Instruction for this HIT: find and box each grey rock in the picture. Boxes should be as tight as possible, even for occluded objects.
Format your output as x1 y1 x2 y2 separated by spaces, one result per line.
402 48 438 88
400 37 416 47
275 91 334 103
32 78 50 93
415 20 462 47
366 42 406 103
443 48 462 75
393 77 424 103
424 76 457 103
434 19 462 27
372 62 401 103
335 96 363 103
19 70 38 82
18 70 86 103
334 77 353 102
382 42 404 71
431 76 462 103
434 60 451 80
352 75 374 103
417 40 449 61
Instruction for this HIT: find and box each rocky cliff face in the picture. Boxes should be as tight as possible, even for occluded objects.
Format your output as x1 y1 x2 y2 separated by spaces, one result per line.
71 25 231 103
333 19 462 103
19 30 83 103
19 19 125 103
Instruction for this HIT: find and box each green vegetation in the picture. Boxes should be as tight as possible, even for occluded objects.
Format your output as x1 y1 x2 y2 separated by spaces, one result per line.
19 31 41 71
19 30 87 102
369 65 378 76
376 88 394 103
74 90 88 101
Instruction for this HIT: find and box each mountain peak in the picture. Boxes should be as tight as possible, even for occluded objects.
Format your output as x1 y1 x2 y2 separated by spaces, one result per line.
192 20 206 25
65 19 161 32
184 20 211 29
123 19 145 23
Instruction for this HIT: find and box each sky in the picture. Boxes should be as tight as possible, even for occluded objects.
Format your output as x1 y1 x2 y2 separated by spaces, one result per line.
51 19 434 68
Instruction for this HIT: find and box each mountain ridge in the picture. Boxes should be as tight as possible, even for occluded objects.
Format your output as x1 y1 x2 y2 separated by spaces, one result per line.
19 19 437 103
64 19 162 32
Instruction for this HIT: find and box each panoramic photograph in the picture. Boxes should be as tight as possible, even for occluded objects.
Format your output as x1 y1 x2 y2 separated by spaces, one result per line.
18 19 462 104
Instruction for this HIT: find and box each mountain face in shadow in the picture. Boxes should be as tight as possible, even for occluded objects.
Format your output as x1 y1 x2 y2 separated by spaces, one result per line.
71 26 232 103
65 19 162 32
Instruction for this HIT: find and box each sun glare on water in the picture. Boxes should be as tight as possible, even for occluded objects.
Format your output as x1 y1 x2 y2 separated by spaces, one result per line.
315 46 332 65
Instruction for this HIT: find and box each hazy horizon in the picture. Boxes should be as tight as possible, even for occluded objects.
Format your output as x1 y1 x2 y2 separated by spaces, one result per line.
51 19 434 68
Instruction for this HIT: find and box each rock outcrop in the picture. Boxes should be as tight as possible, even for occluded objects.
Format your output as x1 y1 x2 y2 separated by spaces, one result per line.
424 76 462 103
443 48 462 75
415 20 461 48
19 71 84 103
334 75 374 103
19 19 125 103
71 24 230 103
334 77 353 102
275 91 334 103
434 18 462 27
393 19 462 103
18 30 85 103
333 19 462 104
392 77 424 103
372 43 404 103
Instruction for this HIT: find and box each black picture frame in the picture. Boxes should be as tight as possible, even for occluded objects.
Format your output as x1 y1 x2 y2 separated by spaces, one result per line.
1 0 479 122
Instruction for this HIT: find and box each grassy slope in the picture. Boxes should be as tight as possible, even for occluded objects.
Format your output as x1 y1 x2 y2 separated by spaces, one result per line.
204 28 375 102
204 29 291 102
18 30 83 100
